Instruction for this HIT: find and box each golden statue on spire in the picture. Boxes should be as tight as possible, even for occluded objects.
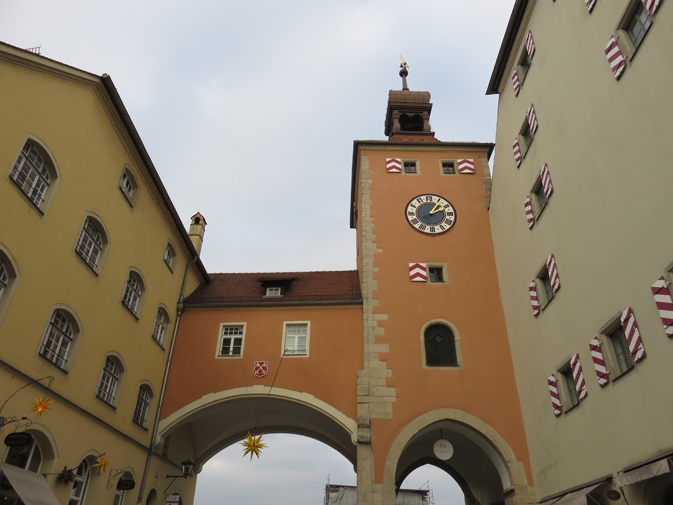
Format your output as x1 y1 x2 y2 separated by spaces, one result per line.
399 55 409 91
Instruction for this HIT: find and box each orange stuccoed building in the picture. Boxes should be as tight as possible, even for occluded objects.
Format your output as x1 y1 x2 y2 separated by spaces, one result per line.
159 70 535 505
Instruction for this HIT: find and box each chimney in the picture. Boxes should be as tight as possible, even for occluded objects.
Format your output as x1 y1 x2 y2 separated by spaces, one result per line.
188 212 207 255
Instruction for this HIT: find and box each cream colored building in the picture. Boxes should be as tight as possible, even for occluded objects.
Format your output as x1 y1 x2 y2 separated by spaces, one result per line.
0 42 207 505
487 1 673 504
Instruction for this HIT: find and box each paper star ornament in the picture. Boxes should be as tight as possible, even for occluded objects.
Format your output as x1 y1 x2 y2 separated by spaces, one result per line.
241 431 266 461
92 454 111 473
30 395 54 417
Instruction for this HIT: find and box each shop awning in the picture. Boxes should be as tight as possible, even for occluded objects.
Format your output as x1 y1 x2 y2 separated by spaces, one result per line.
553 483 604 505
0 463 60 505
616 458 672 487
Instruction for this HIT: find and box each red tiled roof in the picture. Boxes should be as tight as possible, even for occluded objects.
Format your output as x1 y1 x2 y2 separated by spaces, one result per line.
184 270 362 305
389 136 441 142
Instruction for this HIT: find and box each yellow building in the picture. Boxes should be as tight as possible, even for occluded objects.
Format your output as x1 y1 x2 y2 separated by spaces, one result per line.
0 41 207 505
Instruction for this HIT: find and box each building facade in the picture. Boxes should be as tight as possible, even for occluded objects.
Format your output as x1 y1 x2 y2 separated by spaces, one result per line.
487 1 673 504
0 42 207 505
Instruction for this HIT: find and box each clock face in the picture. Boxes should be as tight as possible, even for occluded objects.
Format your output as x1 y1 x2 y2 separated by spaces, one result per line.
405 194 456 235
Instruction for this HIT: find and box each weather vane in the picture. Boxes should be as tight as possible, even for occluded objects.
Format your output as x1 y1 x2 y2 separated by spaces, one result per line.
399 55 409 91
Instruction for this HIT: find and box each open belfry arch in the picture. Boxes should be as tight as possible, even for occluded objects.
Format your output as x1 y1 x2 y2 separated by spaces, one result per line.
159 62 535 505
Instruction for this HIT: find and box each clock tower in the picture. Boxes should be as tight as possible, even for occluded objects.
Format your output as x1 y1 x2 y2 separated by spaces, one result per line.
349 65 535 505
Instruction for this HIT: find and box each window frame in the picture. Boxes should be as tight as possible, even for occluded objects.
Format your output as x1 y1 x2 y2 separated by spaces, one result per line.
517 48 532 85
151 306 170 348
96 354 125 408
265 287 282 298
0 244 20 329
38 308 82 372
281 321 310 357
163 242 177 272
121 269 146 319
530 177 548 220
67 459 91 505
132 383 154 428
439 160 457 176
403 160 419 175
118 165 139 207
599 313 636 381
74 213 110 276
558 361 580 412
617 0 655 59
1 432 43 473
216 322 247 358
427 264 448 285
4 136 61 216
420 320 464 370
519 121 535 158
535 262 554 310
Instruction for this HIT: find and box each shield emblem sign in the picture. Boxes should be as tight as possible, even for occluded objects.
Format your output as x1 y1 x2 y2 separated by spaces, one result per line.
253 361 269 378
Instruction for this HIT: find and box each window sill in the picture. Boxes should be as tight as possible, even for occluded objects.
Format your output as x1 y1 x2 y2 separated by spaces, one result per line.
132 420 149 432
38 354 70 375
423 364 463 370
9 179 46 216
611 365 635 382
164 261 175 274
151 337 166 351
216 354 243 359
95 396 117 411
75 252 100 277
283 352 308 358
122 304 140 321
119 187 135 208
540 296 554 311
563 402 580 415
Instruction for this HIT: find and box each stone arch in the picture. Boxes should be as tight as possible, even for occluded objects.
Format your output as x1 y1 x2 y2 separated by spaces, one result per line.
158 386 357 471
383 408 533 505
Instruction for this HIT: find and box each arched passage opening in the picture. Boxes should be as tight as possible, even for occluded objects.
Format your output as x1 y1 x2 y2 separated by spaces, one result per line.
384 410 533 505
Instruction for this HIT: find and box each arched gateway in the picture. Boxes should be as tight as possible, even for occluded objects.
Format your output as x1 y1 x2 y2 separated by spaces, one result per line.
159 76 536 505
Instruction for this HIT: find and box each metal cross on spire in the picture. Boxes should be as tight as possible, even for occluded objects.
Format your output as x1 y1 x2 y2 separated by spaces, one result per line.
399 55 409 90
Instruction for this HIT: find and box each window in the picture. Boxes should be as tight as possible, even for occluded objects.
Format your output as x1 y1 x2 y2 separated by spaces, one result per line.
534 256 559 310
9 141 54 210
218 324 245 357
607 326 634 376
133 385 153 427
75 215 109 274
561 367 579 409
517 50 532 83
441 161 455 175
283 322 309 356
404 161 417 174
122 270 145 317
429 267 443 283
626 3 652 50
0 259 7 301
519 122 534 156
531 178 548 219
151 308 169 346
265 287 282 297
39 309 78 370
164 243 176 271
118 167 138 207
424 324 458 367
97 356 122 406
540 269 554 307
2 433 42 472
68 460 91 505
112 473 134 505
0 246 19 328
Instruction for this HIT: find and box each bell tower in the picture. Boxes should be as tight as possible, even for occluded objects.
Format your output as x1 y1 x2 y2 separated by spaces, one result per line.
350 62 535 505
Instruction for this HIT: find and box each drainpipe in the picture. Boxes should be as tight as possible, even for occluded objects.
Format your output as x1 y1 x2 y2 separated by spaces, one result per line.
137 255 199 503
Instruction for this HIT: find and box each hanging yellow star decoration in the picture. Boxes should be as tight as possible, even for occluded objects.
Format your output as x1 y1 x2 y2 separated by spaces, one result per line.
92 454 112 474
241 431 266 461
29 395 54 417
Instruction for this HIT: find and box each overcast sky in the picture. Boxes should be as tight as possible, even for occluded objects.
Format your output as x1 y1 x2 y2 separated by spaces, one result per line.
1 1 514 503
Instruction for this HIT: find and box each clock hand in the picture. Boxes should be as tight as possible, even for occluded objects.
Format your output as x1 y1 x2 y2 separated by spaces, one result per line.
429 202 445 215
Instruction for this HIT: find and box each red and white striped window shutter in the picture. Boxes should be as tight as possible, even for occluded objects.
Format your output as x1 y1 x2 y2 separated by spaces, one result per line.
540 163 553 198
457 159 475 174
513 138 522 168
525 31 536 60
409 263 427 282
386 158 402 173
641 0 661 15
546 254 561 293
527 104 538 135
548 374 562 416
570 353 588 400
524 196 535 230
529 281 541 316
586 0 596 12
589 337 610 386
651 277 673 338
511 68 520 96
621 307 646 362
605 36 626 80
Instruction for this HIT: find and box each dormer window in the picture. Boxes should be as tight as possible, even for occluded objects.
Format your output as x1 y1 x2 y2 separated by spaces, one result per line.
266 287 282 297
259 278 295 299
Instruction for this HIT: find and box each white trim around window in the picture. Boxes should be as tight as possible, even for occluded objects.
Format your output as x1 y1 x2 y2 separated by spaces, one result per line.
281 321 310 357
216 322 246 358
118 165 139 207
0 243 20 329
121 269 146 319
73 213 111 275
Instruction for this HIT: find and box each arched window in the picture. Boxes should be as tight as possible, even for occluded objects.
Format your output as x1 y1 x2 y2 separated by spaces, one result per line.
133 384 154 427
118 166 139 207
151 308 169 346
39 308 80 371
112 472 134 505
122 270 145 317
145 489 158 505
424 324 458 367
97 355 124 406
68 459 91 505
8 139 59 212
2 433 43 472
75 215 110 274
0 245 19 328
163 243 177 271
